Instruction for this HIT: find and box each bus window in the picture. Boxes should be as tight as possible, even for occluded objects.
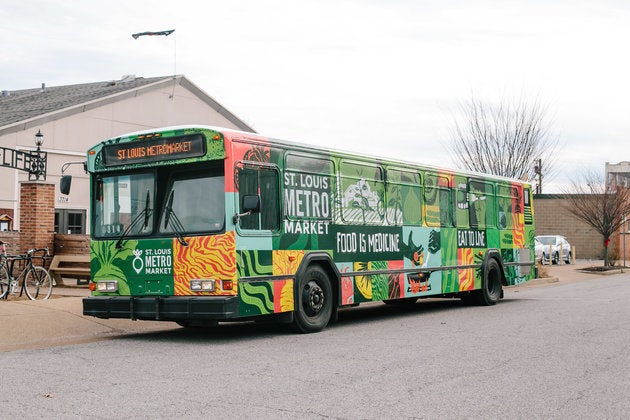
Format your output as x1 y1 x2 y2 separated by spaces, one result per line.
455 178 469 228
284 154 334 222
523 187 533 225
424 173 453 227
468 179 495 229
385 168 422 226
497 184 513 229
340 161 385 225
285 153 333 174
237 164 280 231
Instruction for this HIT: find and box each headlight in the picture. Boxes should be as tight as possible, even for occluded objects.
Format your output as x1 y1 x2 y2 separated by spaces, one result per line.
96 281 118 292
190 279 215 292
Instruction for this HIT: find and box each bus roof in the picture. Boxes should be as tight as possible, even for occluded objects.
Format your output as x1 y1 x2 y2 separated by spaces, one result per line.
92 124 532 187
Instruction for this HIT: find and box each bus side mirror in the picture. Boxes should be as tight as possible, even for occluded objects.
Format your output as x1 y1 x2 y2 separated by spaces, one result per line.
233 194 261 224
60 175 72 195
242 194 261 213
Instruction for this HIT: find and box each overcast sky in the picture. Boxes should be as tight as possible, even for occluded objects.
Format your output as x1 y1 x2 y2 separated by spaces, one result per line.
1 0 629 192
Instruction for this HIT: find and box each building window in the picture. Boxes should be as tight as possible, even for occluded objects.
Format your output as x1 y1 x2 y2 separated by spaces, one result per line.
0 214 13 231
55 209 86 234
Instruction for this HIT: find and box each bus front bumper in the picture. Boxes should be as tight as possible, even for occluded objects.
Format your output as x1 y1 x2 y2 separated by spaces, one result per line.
83 295 240 321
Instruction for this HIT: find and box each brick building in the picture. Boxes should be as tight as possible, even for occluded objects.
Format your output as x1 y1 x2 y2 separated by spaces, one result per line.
533 194 602 260
535 193 630 262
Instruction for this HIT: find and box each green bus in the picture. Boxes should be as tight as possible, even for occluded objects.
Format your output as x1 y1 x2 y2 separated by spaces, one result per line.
72 125 535 332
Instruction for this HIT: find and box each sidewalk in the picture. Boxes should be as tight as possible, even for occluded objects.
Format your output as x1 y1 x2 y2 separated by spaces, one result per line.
0 261 621 352
521 259 620 288
0 285 176 352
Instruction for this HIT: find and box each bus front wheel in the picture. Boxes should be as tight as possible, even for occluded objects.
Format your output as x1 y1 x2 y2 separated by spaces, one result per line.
293 265 333 333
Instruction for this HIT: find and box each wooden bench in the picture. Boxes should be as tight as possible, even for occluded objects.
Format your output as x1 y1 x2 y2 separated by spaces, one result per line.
49 254 91 286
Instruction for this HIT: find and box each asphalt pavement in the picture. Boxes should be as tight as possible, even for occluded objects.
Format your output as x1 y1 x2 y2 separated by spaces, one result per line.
0 260 618 352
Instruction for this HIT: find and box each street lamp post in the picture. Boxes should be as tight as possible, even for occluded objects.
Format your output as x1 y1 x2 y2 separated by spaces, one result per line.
29 129 47 180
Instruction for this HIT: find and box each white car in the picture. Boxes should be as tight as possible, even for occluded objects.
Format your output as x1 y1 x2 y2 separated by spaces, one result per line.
534 238 544 263
535 235 572 264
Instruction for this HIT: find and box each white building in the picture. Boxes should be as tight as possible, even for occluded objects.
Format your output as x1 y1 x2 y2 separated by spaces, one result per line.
0 75 254 234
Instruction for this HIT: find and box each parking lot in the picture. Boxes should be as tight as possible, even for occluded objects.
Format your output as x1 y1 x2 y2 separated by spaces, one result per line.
0 259 615 352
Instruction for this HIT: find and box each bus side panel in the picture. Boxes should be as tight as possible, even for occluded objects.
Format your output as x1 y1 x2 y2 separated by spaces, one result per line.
232 232 302 317
239 277 295 317
228 136 537 314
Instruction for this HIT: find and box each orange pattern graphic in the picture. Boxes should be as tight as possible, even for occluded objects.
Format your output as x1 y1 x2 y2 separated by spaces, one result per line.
272 250 305 275
273 280 295 313
173 232 237 296
458 248 475 291
270 251 302 313
512 213 524 247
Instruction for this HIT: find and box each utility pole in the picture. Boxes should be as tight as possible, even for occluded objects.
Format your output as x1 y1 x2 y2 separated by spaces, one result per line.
534 158 542 194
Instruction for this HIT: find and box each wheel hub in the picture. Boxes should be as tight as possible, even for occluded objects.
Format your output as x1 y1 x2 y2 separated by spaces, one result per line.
303 280 324 314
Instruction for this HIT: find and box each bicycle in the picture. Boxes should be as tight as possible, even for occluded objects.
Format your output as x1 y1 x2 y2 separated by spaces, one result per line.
0 241 53 300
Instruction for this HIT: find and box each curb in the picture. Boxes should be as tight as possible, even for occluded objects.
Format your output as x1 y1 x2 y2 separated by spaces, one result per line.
529 276 560 284
575 268 626 276
508 276 559 288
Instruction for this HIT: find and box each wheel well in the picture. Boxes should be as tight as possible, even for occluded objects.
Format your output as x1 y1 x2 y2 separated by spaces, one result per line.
483 250 507 286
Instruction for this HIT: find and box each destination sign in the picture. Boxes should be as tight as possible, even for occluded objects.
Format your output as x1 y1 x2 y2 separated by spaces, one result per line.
103 134 206 166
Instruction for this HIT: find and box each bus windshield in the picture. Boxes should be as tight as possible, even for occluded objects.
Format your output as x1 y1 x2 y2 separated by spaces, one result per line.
93 168 225 239
94 173 155 238
159 173 225 234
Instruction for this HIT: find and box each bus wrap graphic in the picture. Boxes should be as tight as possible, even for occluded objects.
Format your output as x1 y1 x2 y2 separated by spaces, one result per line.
82 126 536 332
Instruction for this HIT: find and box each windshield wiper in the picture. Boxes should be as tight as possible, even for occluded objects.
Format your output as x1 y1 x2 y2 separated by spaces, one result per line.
163 190 188 247
115 189 152 249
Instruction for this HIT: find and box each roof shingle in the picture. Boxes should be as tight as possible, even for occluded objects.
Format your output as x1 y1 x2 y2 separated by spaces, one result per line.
0 76 169 127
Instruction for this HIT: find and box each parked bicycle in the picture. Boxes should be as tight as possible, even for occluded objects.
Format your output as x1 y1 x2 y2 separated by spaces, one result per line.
0 241 53 300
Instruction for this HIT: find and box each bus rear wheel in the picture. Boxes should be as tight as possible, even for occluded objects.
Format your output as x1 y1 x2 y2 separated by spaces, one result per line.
293 265 333 333
463 258 502 306
477 258 502 305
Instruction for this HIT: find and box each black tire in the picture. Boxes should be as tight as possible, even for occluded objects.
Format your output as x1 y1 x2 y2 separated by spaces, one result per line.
0 264 9 299
552 252 559 265
293 265 333 333
565 252 572 264
541 253 549 265
24 266 53 300
470 258 502 306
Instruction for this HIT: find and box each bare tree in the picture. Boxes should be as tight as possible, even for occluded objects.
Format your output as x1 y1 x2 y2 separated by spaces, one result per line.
448 94 559 189
563 171 630 266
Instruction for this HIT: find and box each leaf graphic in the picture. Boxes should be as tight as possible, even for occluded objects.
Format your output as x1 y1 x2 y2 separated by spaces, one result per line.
94 265 126 281
91 239 138 295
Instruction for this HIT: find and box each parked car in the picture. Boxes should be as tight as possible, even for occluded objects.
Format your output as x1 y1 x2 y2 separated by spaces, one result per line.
534 238 544 263
535 235 572 264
